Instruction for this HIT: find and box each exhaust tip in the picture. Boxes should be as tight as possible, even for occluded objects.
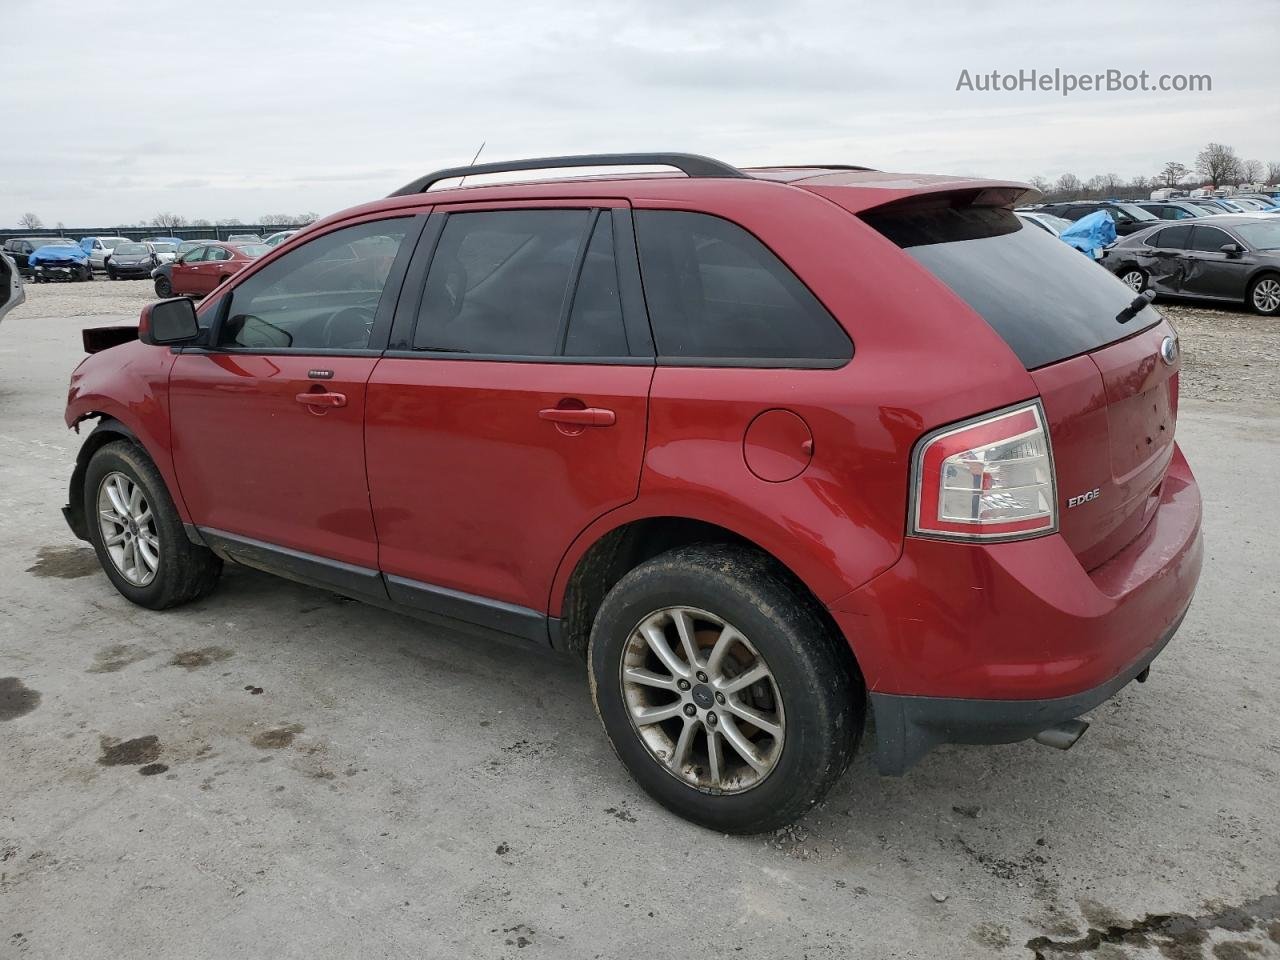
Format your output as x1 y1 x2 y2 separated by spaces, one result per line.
1034 719 1089 751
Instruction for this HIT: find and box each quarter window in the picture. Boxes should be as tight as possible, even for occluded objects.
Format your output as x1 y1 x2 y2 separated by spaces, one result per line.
633 210 851 363
219 219 410 351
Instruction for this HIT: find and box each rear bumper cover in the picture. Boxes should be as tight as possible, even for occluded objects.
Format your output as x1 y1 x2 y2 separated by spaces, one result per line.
868 605 1187 774
830 442 1203 773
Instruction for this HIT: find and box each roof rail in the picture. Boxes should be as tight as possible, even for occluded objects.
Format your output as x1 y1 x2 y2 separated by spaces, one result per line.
388 152 748 197
749 164 877 172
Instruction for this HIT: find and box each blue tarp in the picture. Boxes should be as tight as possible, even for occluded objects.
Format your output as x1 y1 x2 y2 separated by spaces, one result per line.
29 244 90 265
1059 210 1117 259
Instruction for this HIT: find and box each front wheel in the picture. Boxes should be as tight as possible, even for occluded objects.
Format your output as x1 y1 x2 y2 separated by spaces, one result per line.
83 440 222 609
1248 274 1280 315
589 544 863 834
106 266 117 280
154 275 172 297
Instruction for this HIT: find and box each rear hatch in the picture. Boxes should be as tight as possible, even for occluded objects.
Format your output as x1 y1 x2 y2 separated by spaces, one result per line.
863 196 1177 570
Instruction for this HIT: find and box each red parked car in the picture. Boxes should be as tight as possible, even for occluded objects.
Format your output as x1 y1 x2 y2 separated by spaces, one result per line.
62 154 1202 833
155 241 269 298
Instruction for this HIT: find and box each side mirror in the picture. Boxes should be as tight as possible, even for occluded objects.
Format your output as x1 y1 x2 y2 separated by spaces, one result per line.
1220 242 1244 257
139 297 200 345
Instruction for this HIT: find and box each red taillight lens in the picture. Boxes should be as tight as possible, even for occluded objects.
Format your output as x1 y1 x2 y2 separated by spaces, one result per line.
910 402 1057 541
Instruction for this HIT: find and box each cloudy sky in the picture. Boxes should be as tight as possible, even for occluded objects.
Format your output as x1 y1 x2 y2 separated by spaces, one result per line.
3 0 1278 227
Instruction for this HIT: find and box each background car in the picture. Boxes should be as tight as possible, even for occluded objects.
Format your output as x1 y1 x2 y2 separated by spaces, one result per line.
1015 210 1073 237
106 242 161 280
78 236 130 272
2 237 80 276
263 229 299 247
1187 198 1245 214
159 241 267 297
142 236 185 245
1035 200 1159 235
29 242 93 282
226 233 263 243
1134 200 1211 221
0 251 25 324
149 241 179 263
1101 215 1280 313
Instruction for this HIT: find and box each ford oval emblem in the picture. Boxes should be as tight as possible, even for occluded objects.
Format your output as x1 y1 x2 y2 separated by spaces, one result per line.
1159 336 1178 365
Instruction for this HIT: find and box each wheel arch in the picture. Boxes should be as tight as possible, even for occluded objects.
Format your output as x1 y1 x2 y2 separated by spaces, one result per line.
64 415 191 543
550 514 863 683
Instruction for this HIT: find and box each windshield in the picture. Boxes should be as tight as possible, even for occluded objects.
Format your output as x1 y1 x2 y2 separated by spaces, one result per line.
1234 221 1280 251
151 243 176 254
234 243 270 258
114 243 149 256
863 203 1159 370
1039 214 1072 232
33 238 77 246
101 238 126 249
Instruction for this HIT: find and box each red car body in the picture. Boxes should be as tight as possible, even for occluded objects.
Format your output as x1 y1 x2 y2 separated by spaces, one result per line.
63 157 1202 774
168 241 262 296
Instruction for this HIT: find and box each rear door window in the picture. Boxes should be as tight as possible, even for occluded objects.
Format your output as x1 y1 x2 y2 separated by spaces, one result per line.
863 203 1159 370
412 208 630 358
633 210 851 364
1153 225 1192 249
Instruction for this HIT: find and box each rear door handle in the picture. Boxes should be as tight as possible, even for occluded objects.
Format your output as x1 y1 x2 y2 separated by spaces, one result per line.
538 406 616 427
296 391 347 408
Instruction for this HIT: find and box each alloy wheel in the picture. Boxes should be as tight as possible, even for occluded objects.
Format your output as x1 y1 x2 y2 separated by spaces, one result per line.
620 606 785 794
1121 270 1145 292
96 471 160 587
1253 278 1280 313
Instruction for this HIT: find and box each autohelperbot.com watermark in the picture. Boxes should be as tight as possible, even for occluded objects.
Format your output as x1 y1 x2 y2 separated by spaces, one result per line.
955 68 1211 96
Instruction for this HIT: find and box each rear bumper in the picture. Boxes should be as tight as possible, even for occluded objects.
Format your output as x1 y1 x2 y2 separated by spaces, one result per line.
868 606 1186 774
829 442 1202 771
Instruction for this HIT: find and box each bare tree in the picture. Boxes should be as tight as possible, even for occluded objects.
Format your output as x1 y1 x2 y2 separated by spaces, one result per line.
219 218 243 226
260 213 294 227
1027 175 1051 197
190 218 212 227
18 212 42 229
1267 162 1280 185
296 211 319 224
1242 159 1264 184
1195 143 1242 188
1054 173 1082 197
152 212 188 230
1158 162 1190 188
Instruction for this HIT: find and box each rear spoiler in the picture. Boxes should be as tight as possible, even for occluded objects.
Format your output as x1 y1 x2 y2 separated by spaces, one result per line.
83 326 139 354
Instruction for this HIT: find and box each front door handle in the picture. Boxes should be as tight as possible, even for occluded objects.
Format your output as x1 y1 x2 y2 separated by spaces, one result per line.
538 406 616 427
296 391 347 409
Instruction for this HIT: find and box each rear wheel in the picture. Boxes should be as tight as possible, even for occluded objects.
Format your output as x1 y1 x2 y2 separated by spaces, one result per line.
84 441 222 609
1118 266 1147 292
588 544 862 834
1248 274 1280 315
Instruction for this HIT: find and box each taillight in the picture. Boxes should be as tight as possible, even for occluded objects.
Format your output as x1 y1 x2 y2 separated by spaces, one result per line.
910 402 1057 541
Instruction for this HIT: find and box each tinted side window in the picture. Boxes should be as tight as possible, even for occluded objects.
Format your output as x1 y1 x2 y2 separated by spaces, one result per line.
1153 225 1192 249
633 210 851 363
413 209 590 356
221 219 409 351
1187 226 1230 252
564 213 627 357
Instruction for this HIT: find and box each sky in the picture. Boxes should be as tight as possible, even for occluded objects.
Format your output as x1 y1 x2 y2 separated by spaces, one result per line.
2 0 1278 227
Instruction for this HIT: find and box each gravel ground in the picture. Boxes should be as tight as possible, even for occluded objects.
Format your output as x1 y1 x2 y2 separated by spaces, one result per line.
1 281 1278 960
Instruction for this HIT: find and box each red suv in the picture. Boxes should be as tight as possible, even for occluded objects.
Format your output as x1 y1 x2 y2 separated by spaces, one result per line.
62 154 1203 833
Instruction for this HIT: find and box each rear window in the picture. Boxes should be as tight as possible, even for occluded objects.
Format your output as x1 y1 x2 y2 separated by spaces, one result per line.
863 204 1159 370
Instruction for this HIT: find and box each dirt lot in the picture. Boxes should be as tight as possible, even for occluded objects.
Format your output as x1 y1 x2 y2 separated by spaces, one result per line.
2 280 1278 960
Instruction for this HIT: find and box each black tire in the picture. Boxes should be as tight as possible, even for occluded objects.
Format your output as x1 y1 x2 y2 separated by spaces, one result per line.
1247 273 1280 316
107 266 117 280
588 544 863 834
1117 265 1147 293
83 440 222 609
154 275 172 297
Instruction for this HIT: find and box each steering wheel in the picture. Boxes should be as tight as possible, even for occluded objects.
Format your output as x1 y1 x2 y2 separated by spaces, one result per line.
321 306 376 349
